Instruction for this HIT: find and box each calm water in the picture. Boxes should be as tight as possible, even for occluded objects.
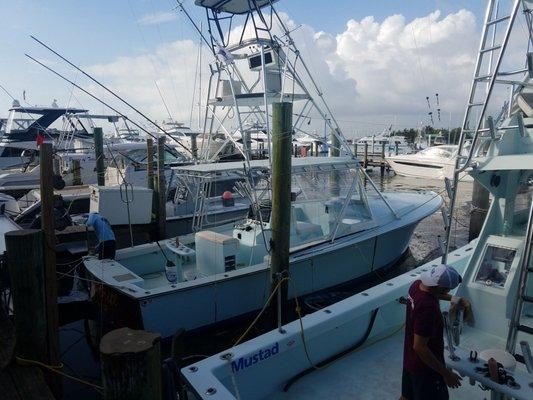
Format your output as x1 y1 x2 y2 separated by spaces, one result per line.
59 169 474 399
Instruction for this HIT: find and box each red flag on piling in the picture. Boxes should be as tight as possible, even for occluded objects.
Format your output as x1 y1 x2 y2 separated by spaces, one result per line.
36 132 45 146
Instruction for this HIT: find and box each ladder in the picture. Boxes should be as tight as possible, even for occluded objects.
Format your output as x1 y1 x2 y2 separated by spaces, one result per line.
442 0 527 263
506 198 533 355
191 179 212 232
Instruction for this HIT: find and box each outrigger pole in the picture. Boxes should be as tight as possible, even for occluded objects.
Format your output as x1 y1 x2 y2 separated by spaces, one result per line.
175 0 216 57
25 53 180 155
29 35 193 156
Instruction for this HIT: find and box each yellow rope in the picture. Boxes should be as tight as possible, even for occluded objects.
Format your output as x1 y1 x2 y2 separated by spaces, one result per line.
233 276 290 347
15 356 103 394
233 275 406 373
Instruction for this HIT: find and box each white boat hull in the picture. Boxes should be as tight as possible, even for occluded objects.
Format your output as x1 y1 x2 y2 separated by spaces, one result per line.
386 154 473 181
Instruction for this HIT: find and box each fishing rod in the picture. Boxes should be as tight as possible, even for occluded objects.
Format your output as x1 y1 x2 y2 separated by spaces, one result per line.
29 35 193 156
175 1 216 58
25 53 179 155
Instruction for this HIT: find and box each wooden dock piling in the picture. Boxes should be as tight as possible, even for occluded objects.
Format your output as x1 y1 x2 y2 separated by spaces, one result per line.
72 159 82 186
4 229 58 399
39 143 61 396
380 142 386 176
364 142 369 169
190 133 198 159
330 129 341 196
5 230 48 362
94 127 106 186
270 102 292 322
100 328 162 400
156 136 166 240
146 138 154 191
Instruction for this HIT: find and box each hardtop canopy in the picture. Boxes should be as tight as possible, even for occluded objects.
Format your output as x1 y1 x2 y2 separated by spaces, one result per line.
194 0 278 14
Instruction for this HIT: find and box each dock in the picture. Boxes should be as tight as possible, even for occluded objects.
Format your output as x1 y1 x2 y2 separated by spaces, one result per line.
297 140 397 175
0 318 55 400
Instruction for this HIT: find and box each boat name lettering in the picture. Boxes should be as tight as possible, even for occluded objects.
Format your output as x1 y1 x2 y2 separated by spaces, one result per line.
230 343 279 373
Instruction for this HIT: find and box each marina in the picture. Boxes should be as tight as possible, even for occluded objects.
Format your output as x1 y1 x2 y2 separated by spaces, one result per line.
0 0 532 399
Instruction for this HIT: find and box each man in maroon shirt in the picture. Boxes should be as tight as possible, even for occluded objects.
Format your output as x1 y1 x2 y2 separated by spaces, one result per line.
401 264 470 400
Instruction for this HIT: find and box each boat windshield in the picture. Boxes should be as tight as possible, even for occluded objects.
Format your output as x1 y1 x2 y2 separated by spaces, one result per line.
122 148 188 164
419 145 457 158
289 166 373 246
4 110 35 134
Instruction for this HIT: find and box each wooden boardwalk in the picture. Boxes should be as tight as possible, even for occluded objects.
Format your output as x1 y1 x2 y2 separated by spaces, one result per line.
0 318 55 400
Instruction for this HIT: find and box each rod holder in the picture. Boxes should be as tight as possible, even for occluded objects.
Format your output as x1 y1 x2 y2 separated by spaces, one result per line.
443 311 460 361
520 341 533 374
452 308 463 346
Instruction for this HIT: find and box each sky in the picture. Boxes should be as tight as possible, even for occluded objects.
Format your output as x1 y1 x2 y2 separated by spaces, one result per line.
0 0 509 137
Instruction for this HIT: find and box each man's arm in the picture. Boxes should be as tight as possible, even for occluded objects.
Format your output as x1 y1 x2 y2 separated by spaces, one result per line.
436 293 471 309
413 334 462 388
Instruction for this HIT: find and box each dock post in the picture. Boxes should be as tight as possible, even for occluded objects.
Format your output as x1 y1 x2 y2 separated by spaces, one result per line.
5 230 48 362
39 142 61 396
156 136 166 240
330 130 340 158
395 141 399 155
94 127 106 186
190 133 198 159
146 138 154 190
270 102 292 326
380 142 386 177
354 143 358 157
364 142 369 169
72 159 82 185
52 155 60 176
469 180 490 241
330 129 341 197
100 328 162 400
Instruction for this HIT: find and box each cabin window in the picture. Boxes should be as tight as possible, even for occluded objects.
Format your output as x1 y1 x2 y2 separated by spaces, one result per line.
0 146 25 157
475 245 516 288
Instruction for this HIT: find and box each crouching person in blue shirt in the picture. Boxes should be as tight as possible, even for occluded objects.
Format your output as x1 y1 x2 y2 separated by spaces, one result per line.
86 212 116 259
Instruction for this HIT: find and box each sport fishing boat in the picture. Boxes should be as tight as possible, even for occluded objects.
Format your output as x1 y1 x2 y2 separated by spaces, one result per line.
84 156 441 336
180 2 533 398
386 144 473 181
83 0 442 338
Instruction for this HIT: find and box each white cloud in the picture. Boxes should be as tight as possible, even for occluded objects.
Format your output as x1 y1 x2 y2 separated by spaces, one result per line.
85 39 201 125
83 9 483 135
326 10 479 125
137 11 178 25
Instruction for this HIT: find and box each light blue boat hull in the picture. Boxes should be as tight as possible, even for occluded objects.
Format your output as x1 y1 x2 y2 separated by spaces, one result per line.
139 221 419 336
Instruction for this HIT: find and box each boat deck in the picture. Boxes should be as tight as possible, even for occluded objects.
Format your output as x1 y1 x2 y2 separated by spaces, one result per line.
268 319 533 400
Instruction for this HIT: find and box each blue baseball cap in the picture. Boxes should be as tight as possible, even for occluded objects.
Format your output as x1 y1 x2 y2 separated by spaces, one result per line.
421 264 462 289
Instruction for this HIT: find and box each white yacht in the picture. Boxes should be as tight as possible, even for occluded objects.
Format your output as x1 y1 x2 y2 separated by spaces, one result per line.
0 100 91 170
386 144 473 181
